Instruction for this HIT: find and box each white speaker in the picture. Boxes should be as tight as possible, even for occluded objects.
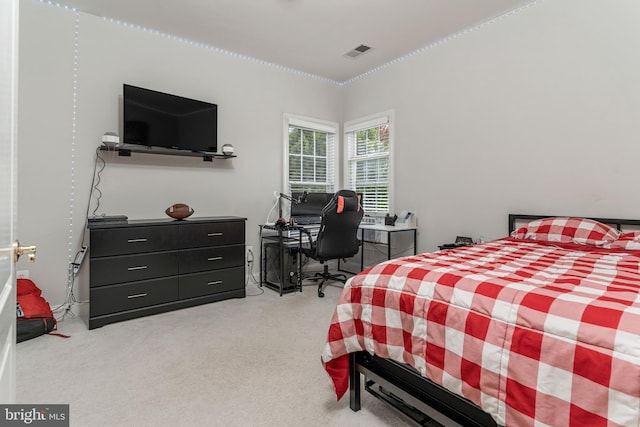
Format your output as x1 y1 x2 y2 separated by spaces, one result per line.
102 132 120 148
222 144 234 155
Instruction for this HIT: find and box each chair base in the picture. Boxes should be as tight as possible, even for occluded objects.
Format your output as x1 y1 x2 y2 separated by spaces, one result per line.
307 264 347 297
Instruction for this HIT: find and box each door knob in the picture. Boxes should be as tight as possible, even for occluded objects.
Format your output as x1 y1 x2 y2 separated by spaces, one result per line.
13 240 36 263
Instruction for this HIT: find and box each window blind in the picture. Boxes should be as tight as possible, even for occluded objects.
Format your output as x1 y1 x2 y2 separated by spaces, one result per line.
344 114 389 133
345 113 392 213
288 116 337 134
285 115 338 195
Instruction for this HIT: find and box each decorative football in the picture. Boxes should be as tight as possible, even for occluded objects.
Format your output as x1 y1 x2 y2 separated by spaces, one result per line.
165 203 194 220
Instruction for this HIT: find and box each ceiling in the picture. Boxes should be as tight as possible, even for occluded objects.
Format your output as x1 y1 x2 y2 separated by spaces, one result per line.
56 0 536 82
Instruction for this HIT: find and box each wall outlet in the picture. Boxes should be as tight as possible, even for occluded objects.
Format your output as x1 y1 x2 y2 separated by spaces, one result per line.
246 246 254 263
16 270 29 279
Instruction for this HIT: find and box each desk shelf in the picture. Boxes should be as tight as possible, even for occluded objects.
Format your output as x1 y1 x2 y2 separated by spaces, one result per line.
259 224 309 296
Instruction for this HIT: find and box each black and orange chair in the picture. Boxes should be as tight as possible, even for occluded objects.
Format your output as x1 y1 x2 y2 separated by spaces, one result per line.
300 190 363 297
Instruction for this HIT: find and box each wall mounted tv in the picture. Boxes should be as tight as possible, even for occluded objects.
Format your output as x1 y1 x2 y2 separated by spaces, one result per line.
123 84 218 154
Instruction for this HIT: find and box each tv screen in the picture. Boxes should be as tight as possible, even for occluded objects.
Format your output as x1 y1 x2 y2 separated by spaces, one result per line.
123 84 217 153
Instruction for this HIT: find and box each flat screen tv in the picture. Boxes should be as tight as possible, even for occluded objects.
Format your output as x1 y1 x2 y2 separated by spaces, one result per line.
123 84 217 153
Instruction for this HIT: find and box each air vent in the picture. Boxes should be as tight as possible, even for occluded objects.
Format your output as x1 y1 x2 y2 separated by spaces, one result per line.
344 44 373 59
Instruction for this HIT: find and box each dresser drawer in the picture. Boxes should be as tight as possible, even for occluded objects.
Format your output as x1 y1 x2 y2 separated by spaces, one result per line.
178 245 244 274
90 277 179 316
90 251 179 287
179 267 244 299
90 225 179 257
88 217 246 329
179 221 245 248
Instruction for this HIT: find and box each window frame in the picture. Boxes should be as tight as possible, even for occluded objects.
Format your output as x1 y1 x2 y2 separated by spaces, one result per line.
344 110 394 215
283 113 339 197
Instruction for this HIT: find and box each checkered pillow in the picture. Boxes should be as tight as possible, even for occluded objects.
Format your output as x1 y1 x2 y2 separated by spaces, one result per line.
607 232 640 250
511 217 620 246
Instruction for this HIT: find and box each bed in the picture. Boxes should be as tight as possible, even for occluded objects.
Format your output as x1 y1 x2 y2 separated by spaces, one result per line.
322 214 640 427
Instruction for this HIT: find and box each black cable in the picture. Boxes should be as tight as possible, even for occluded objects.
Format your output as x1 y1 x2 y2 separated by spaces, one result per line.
245 248 264 296
56 146 106 317
73 146 105 249
90 146 107 218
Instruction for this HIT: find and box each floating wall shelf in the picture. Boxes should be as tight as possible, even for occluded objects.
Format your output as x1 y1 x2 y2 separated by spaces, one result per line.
99 144 236 162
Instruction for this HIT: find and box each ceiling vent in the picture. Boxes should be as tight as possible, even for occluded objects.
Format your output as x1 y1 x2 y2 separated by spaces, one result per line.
344 44 373 59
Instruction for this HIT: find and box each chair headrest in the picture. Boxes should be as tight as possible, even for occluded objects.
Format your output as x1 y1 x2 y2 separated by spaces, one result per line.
336 192 360 214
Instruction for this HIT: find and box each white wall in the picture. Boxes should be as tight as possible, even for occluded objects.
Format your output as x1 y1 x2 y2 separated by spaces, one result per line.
343 0 640 252
17 1 341 309
18 0 640 310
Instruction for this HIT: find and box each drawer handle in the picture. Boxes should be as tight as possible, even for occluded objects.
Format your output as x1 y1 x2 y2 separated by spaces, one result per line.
127 293 147 299
127 238 148 243
207 256 223 261
207 280 222 286
207 232 223 237
127 265 148 271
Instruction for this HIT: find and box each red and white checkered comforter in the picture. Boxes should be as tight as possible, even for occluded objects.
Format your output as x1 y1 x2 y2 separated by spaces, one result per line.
322 238 640 427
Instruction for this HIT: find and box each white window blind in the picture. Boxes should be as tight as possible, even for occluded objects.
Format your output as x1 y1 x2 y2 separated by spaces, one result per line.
284 114 338 195
345 112 392 213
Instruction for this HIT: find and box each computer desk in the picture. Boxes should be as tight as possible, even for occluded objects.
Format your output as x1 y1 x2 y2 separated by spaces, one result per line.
260 223 417 293
341 224 418 274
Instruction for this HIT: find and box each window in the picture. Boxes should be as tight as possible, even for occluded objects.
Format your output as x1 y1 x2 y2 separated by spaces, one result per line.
284 114 338 195
345 111 393 213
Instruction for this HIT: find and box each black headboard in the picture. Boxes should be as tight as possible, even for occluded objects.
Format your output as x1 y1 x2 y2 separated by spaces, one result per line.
508 214 640 234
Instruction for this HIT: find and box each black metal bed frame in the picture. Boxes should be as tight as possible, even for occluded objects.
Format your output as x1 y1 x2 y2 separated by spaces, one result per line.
348 214 640 426
349 352 496 427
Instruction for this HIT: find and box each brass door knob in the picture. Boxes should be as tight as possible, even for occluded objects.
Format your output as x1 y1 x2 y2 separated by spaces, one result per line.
13 240 36 263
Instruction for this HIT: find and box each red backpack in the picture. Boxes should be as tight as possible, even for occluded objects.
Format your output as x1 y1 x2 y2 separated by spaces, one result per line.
16 278 58 343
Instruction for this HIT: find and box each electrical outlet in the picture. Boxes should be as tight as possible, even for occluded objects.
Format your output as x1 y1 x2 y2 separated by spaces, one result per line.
17 270 29 279
246 246 254 262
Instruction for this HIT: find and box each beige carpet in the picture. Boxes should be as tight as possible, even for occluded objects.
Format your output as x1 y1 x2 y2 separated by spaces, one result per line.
15 279 410 426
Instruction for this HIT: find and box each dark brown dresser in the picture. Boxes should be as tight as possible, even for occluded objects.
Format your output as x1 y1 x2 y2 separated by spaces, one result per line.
88 216 246 329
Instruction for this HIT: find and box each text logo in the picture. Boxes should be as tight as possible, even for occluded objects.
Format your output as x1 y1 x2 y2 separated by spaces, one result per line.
0 405 68 426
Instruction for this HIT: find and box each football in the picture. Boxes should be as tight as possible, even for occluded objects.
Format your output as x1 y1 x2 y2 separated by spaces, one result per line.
165 203 194 220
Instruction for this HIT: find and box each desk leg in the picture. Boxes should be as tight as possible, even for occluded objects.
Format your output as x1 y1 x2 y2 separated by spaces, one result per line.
298 234 303 292
278 230 285 296
360 228 365 272
259 228 264 287
413 229 417 255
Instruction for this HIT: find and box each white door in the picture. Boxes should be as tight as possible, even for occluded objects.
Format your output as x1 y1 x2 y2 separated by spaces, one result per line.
0 0 19 403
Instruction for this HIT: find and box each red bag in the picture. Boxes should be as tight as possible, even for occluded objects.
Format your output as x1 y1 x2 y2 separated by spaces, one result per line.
16 278 58 343
17 278 42 297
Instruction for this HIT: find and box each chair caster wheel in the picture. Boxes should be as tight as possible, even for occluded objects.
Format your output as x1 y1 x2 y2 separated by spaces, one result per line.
318 290 325 298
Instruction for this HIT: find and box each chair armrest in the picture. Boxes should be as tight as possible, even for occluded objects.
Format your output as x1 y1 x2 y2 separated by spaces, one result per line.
298 227 320 261
299 227 315 249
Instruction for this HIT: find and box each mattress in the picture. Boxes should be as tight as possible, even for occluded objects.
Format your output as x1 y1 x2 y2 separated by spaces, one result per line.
322 238 640 426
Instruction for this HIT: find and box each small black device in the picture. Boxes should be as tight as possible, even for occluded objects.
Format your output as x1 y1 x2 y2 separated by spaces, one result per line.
385 214 398 226
123 84 218 153
88 215 128 225
439 236 474 250
455 236 473 245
